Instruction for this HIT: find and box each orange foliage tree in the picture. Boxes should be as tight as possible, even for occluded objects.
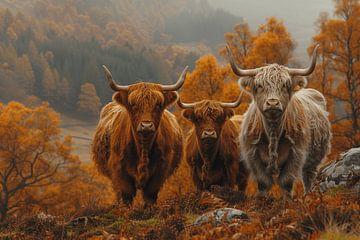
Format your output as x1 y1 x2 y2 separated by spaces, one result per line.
0 102 79 221
179 54 247 114
309 0 360 156
0 102 114 221
221 17 295 68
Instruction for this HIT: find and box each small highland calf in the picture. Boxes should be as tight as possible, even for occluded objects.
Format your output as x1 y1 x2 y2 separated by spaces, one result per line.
92 66 188 206
178 95 249 193
227 45 331 196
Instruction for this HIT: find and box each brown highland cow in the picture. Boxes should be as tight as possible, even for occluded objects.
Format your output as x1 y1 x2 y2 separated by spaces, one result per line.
227 45 331 196
92 66 188 206
178 94 249 193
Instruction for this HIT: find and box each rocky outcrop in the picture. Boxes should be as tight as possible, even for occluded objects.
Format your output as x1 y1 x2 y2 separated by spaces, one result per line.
317 148 360 193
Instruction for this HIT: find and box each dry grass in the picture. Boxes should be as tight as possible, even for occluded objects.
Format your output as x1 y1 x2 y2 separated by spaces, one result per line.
1 185 359 240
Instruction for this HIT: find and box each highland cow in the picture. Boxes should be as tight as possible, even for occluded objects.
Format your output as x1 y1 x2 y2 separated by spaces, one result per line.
178 95 249 193
227 45 331 196
92 66 188 206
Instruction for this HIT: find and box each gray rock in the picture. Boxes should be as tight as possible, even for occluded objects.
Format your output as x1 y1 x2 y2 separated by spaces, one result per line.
317 148 360 193
194 208 249 226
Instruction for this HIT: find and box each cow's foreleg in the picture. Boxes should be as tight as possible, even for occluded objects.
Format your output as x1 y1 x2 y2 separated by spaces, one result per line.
225 157 238 189
142 174 165 206
247 151 273 196
237 160 249 194
277 147 304 194
113 170 136 206
191 166 204 191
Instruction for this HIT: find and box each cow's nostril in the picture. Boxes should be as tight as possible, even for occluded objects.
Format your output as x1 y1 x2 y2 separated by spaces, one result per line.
201 130 217 139
138 122 155 132
266 99 280 106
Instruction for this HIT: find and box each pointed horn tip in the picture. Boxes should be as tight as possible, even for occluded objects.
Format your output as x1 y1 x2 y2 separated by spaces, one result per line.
183 65 189 75
177 98 195 109
176 99 185 109
183 66 189 76
102 65 112 77
313 44 320 55
225 44 232 55
220 91 244 108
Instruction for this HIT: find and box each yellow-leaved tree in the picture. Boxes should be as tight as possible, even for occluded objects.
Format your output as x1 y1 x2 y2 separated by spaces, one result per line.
179 54 247 114
221 17 295 68
309 0 360 157
0 102 79 221
0 102 114 221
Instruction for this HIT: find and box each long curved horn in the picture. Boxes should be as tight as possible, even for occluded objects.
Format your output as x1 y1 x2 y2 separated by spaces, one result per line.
226 45 260 77
102 65 129 91
219 91 244 108
161 66 189 91
287 44 319 76
177 97 196 109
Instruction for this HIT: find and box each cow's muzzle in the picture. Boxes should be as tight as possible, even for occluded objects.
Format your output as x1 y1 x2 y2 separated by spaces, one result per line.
137 121 155 133
263 98 283 119
201 130 217 140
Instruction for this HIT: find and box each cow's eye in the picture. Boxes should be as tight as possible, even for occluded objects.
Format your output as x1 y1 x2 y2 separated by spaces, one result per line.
156 103 163 110
130 103 137 110
256 85 263 93
217 116 224 123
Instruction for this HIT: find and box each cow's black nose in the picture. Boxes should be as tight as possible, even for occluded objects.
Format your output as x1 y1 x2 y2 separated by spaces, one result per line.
266 98 280 107
201 130 217 139
137 122 155 132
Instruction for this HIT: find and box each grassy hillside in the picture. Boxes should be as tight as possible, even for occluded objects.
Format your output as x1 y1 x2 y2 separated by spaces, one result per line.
1 186 359 239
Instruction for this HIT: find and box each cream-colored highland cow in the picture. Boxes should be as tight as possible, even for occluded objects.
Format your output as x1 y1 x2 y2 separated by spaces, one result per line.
227 45 331 196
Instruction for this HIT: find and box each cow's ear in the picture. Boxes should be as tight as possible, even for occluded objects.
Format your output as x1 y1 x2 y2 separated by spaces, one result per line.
239 77 253 93
182 109 195 122
163 91 178 108
292 76 308 91
113 91 129 107
224 108 234 121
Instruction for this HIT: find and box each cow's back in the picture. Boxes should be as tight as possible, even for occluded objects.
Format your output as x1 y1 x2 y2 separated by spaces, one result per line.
92 102 125 177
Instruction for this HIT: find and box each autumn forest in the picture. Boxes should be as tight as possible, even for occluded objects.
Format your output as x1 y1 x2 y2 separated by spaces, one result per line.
0 0 359 239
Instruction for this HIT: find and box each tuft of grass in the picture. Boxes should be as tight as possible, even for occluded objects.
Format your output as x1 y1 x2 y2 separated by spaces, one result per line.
320 231 360 240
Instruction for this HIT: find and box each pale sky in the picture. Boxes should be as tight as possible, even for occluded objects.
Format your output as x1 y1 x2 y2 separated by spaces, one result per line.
208 0 334 61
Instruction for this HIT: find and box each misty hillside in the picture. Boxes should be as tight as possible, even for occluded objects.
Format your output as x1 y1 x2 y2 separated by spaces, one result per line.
0 0 242 112
0 0 242 49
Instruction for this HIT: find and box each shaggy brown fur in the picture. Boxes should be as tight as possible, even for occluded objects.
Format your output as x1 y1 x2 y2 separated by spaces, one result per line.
92 83 183 205
238 64 331 195
181 100 249 192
